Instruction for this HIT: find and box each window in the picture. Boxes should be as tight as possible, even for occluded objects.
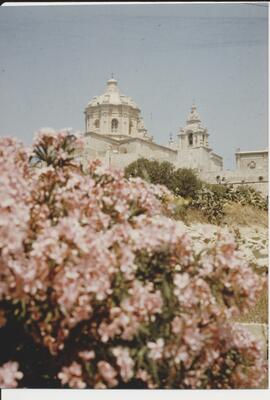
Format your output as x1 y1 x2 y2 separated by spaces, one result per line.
188 133 193 146
94 119 100 129
111 119 118 132
129 121 133 135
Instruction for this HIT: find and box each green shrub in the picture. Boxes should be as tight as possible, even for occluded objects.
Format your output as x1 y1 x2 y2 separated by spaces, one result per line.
205 183 231 197
191 183 268 224
125 159 267 225
191 186 226 224
232 185 268 210
171 168 202 198
125 159 202 198
125 158 175 190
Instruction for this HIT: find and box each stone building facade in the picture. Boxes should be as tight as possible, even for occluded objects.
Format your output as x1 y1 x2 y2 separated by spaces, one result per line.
81 78 268 195
176 105 223 172
201 149 268 196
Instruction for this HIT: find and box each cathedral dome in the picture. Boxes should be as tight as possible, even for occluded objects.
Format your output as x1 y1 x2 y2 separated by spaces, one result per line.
84 78 150 139
87 78 139 110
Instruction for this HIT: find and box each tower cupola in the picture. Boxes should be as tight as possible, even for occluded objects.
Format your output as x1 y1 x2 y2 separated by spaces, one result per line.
178 104 209 150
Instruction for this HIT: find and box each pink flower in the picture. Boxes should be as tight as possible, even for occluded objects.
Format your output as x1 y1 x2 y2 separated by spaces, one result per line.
97 361 118 387
58 362 86 389
147 338 164 360
112 347 134 382
184 328 204 352
171 316 184 335
174 273 190 290
136 369 156 388
78 350 95 361
0 361 23 388
174 347 189 365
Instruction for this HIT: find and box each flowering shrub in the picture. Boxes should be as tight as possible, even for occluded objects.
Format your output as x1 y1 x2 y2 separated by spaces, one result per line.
0 362 23 388
0 130 267 388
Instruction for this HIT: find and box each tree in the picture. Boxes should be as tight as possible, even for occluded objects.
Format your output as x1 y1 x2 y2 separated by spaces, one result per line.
171 168 202 198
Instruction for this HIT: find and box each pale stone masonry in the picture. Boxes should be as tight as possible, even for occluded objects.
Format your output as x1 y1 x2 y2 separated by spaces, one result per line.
177 104 223 172
81 78 268 195
84 78 152 141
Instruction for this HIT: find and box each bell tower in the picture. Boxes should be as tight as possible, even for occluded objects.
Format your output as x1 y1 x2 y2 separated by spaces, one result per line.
178 104 209 150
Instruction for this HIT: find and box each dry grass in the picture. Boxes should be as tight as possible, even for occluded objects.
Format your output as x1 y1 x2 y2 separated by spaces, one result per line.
176 208 210 225
222 203 268 228
176 203 268 227
233 291 268 324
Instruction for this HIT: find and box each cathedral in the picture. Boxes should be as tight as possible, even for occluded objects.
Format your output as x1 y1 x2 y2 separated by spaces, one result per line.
81 78 268 195
82 77 223 172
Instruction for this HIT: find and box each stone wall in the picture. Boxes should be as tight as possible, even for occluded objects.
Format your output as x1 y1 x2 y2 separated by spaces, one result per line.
105 139 177 169
177 147 222 172
236 151 268 172
200 169 268 196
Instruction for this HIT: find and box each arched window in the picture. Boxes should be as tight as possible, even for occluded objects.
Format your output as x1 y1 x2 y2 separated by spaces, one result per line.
188 133 193 146
111 119 118 132
94 119 100 129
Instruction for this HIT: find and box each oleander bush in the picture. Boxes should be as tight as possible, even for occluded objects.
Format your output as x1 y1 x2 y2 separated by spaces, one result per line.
0 132 267 388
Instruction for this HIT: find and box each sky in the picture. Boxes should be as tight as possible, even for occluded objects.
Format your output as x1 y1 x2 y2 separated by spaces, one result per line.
0 2 268 168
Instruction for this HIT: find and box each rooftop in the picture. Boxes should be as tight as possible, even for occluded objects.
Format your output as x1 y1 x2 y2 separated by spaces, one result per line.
86 78 139 109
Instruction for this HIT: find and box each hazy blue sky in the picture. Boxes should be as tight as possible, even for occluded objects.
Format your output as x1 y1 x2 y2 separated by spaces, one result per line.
0 3 268 168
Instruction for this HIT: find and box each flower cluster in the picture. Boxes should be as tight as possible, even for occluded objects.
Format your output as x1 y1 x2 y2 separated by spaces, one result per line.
98 281 163 342
0 131 266 389
58 362 86 389
30 128 84 168
0 362 23 388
